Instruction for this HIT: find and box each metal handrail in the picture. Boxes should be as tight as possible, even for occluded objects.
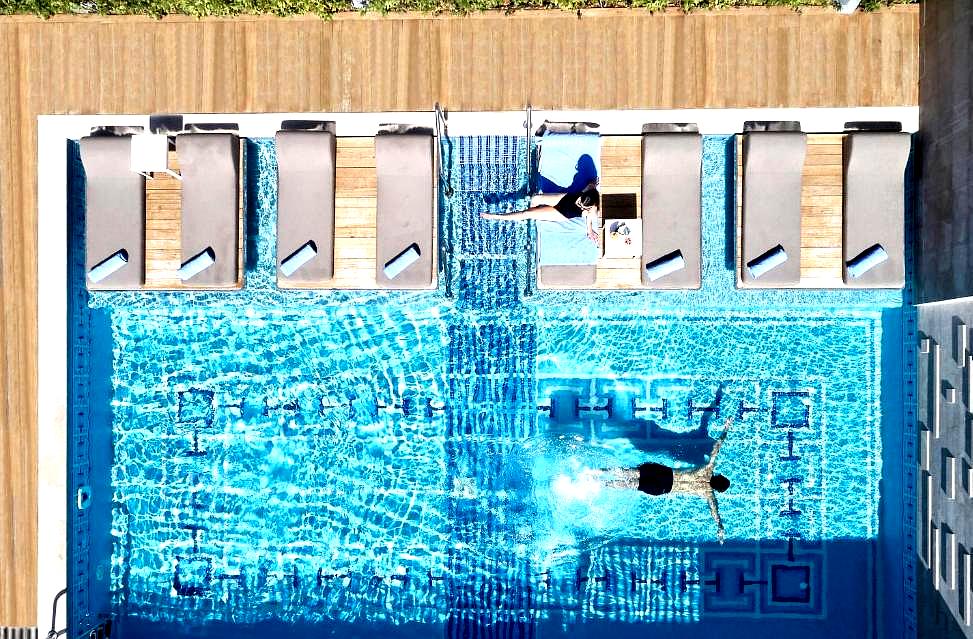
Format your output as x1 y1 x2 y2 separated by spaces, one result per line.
45 589 67 639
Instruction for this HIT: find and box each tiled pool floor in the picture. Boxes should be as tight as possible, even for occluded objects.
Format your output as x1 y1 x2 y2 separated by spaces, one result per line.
70 136 907 637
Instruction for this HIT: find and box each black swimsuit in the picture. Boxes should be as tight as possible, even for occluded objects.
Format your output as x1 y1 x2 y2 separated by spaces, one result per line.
637 463 674 496
553 191 585 219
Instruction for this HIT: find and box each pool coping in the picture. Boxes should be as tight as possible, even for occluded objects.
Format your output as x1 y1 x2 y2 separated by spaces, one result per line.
36 105 919 629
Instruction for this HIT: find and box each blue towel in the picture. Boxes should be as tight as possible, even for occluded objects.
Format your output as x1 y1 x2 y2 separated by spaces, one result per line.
537 218 600 266
537 133 600 193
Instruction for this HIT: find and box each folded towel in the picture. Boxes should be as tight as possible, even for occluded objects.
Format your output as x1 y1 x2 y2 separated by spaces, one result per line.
847 243 889 278
280 240 318 277
746 244 788 279
88 249 129 283
645 250 686 282
384 244 421 280
537 133 600 193
179 247 216 281
537 217 600 266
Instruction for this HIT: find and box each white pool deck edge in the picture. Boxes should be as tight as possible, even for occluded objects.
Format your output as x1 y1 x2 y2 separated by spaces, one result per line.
35 106 919 628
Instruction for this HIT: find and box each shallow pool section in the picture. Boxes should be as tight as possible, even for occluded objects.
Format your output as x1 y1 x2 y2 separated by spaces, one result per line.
67 136 909 639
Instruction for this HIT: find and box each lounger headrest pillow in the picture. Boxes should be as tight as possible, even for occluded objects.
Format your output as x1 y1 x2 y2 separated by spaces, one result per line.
746 245 788 279
88 249 129 283
384 244 421 280
846 243 889 279
280 241 318 277
644 250 686 282
179 247 217 281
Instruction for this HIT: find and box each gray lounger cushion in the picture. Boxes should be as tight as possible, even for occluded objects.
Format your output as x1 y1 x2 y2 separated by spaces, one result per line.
537 264 597 288
177 133 241 287
740 131 807 287
80 135 145 290
275 130 336 286
375 133 437 289
842 132 911 288
641 132 702 288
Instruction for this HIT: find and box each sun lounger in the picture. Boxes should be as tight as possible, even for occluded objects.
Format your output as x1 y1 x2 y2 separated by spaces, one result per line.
79 135 145 290
641 131 702 288
842 131 911 288
740 131 807 287
375 132 437 289
176 133 241 287
275 130 336 286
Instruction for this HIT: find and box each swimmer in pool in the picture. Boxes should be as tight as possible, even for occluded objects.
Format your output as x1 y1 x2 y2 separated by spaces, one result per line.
603 417 732 544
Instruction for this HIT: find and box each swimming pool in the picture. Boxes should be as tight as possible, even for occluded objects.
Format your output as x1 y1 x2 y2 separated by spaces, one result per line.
67 135 912 638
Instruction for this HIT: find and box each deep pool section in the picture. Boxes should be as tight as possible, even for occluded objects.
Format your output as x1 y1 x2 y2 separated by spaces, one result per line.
67 136 907 639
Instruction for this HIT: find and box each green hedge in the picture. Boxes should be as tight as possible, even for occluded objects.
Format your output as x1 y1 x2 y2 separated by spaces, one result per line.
0 0 918 19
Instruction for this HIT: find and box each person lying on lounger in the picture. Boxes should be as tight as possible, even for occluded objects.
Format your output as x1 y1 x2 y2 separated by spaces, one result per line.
481 182 601 243
601 417 733 544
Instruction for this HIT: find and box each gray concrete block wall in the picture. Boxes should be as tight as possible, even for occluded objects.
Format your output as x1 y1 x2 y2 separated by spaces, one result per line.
918 300 973 639
917 1 973 303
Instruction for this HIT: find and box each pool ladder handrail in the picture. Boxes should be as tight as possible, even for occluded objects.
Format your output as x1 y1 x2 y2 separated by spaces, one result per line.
45 588 66 639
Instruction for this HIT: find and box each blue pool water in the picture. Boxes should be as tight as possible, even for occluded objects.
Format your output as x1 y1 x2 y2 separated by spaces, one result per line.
68 136 911 638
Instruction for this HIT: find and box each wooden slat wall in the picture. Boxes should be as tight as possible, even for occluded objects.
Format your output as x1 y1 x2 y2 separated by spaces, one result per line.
735 133 845 288
0 7 919 626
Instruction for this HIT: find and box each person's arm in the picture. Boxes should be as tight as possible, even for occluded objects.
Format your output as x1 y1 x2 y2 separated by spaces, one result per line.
706 417 733 469
583 206 601 242
708 493 726 544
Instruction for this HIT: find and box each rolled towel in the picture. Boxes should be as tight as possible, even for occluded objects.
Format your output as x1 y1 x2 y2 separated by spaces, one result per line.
280 240 318 277
88 249 129 283
746 244 788 279
644 250 686 282
383 244 421 280
846 243 888 279
179 247 217 281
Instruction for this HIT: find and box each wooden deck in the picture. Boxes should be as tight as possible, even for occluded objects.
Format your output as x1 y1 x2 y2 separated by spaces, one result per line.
144 148 245 289
596 135 643 289
735 134 845 288
0 7 919 626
